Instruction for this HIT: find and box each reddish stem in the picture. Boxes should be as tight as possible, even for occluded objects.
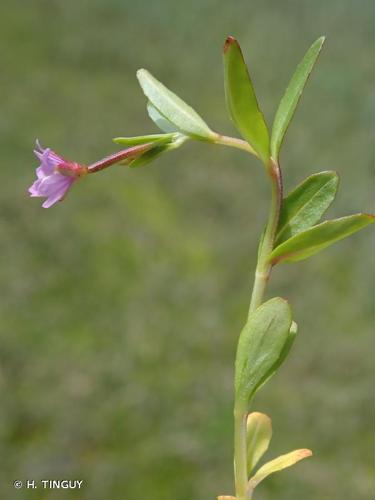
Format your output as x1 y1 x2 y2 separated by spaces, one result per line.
87 143 153 173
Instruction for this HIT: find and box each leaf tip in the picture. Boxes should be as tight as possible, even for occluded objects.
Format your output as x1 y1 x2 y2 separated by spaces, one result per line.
323 169 340 186
276 296 291 307
223 35 237 53
249 411 271 421
136 68 147 82
298 448 313 459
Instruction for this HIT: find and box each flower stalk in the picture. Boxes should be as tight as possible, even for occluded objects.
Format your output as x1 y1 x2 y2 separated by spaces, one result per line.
87 143 154 173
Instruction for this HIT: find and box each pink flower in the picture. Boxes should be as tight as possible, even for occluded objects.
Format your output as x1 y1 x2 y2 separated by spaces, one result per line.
29 140 155 208
28 141 87 208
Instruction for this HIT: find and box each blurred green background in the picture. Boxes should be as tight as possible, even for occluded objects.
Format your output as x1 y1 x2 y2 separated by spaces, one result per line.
1 0 375 498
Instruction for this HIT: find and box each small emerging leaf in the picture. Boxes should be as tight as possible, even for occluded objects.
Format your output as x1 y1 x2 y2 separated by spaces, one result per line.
223 36 270 163
128 133 188 168
271 36 325 159
127 144 168 168
270 214 375 264
247 412 272 474
147 102 180 133
235 298 292 405
137 69 215 140
276 171 339 244
249 449 312 489
113 133 177 146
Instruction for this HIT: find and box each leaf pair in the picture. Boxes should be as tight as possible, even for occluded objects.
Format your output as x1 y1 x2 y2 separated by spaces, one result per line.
136 69 216 141
247 412 312 492
271 171 375 264
235 298 296 407
133 34 324 165
218 412 312 499
116 69 216 165
223 35 324 163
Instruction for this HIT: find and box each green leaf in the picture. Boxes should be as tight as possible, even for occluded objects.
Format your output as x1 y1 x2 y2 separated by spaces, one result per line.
271 36 325 159
113 133 177 146
235 298 292 405
256 321 298 392
128 133 188 168
223 36 270 163
136 69 215 140
247 412 272 474
147 102 180 133
249 449 312 489
127 144 168 168
276 171 339 244
270 214 375 264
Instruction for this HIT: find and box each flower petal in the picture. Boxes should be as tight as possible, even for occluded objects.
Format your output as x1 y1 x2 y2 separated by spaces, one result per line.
36 166 48 179
37 173 67 195
42 178 74 208
30 141 80 207
28 179 43 197
42 190 67 208
35 139 44 153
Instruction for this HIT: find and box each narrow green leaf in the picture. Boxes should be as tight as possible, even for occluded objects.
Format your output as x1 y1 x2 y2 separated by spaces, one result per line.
137 69 215 140
276 171 339 244
127 144 168 168
270 214 375 264
247 412 272 474
113 133 177 146
271 36 325 159
235 298 292 405
128 133 188 169
223 36 270 163
147 102 180 133
249 449 312 489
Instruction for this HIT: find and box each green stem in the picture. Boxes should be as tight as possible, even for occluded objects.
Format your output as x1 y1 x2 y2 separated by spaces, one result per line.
211 138 282 314
210 136 283 499
233 159 282 500
234 405 249 500
213 134 259 156
248 159 283 315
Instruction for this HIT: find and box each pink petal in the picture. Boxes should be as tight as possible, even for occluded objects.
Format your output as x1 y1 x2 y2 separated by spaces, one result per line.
28 180 43 196
36 166 47 179
42 191 66 208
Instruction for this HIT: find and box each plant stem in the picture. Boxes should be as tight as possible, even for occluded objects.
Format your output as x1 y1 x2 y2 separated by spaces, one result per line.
211 136 283 499
248 159 283 315
234 405 249 500
87 143 153 173
213 134 259 156
233 159 282 499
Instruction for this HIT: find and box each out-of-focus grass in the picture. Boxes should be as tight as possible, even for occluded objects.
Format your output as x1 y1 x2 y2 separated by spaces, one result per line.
1 1 374 498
